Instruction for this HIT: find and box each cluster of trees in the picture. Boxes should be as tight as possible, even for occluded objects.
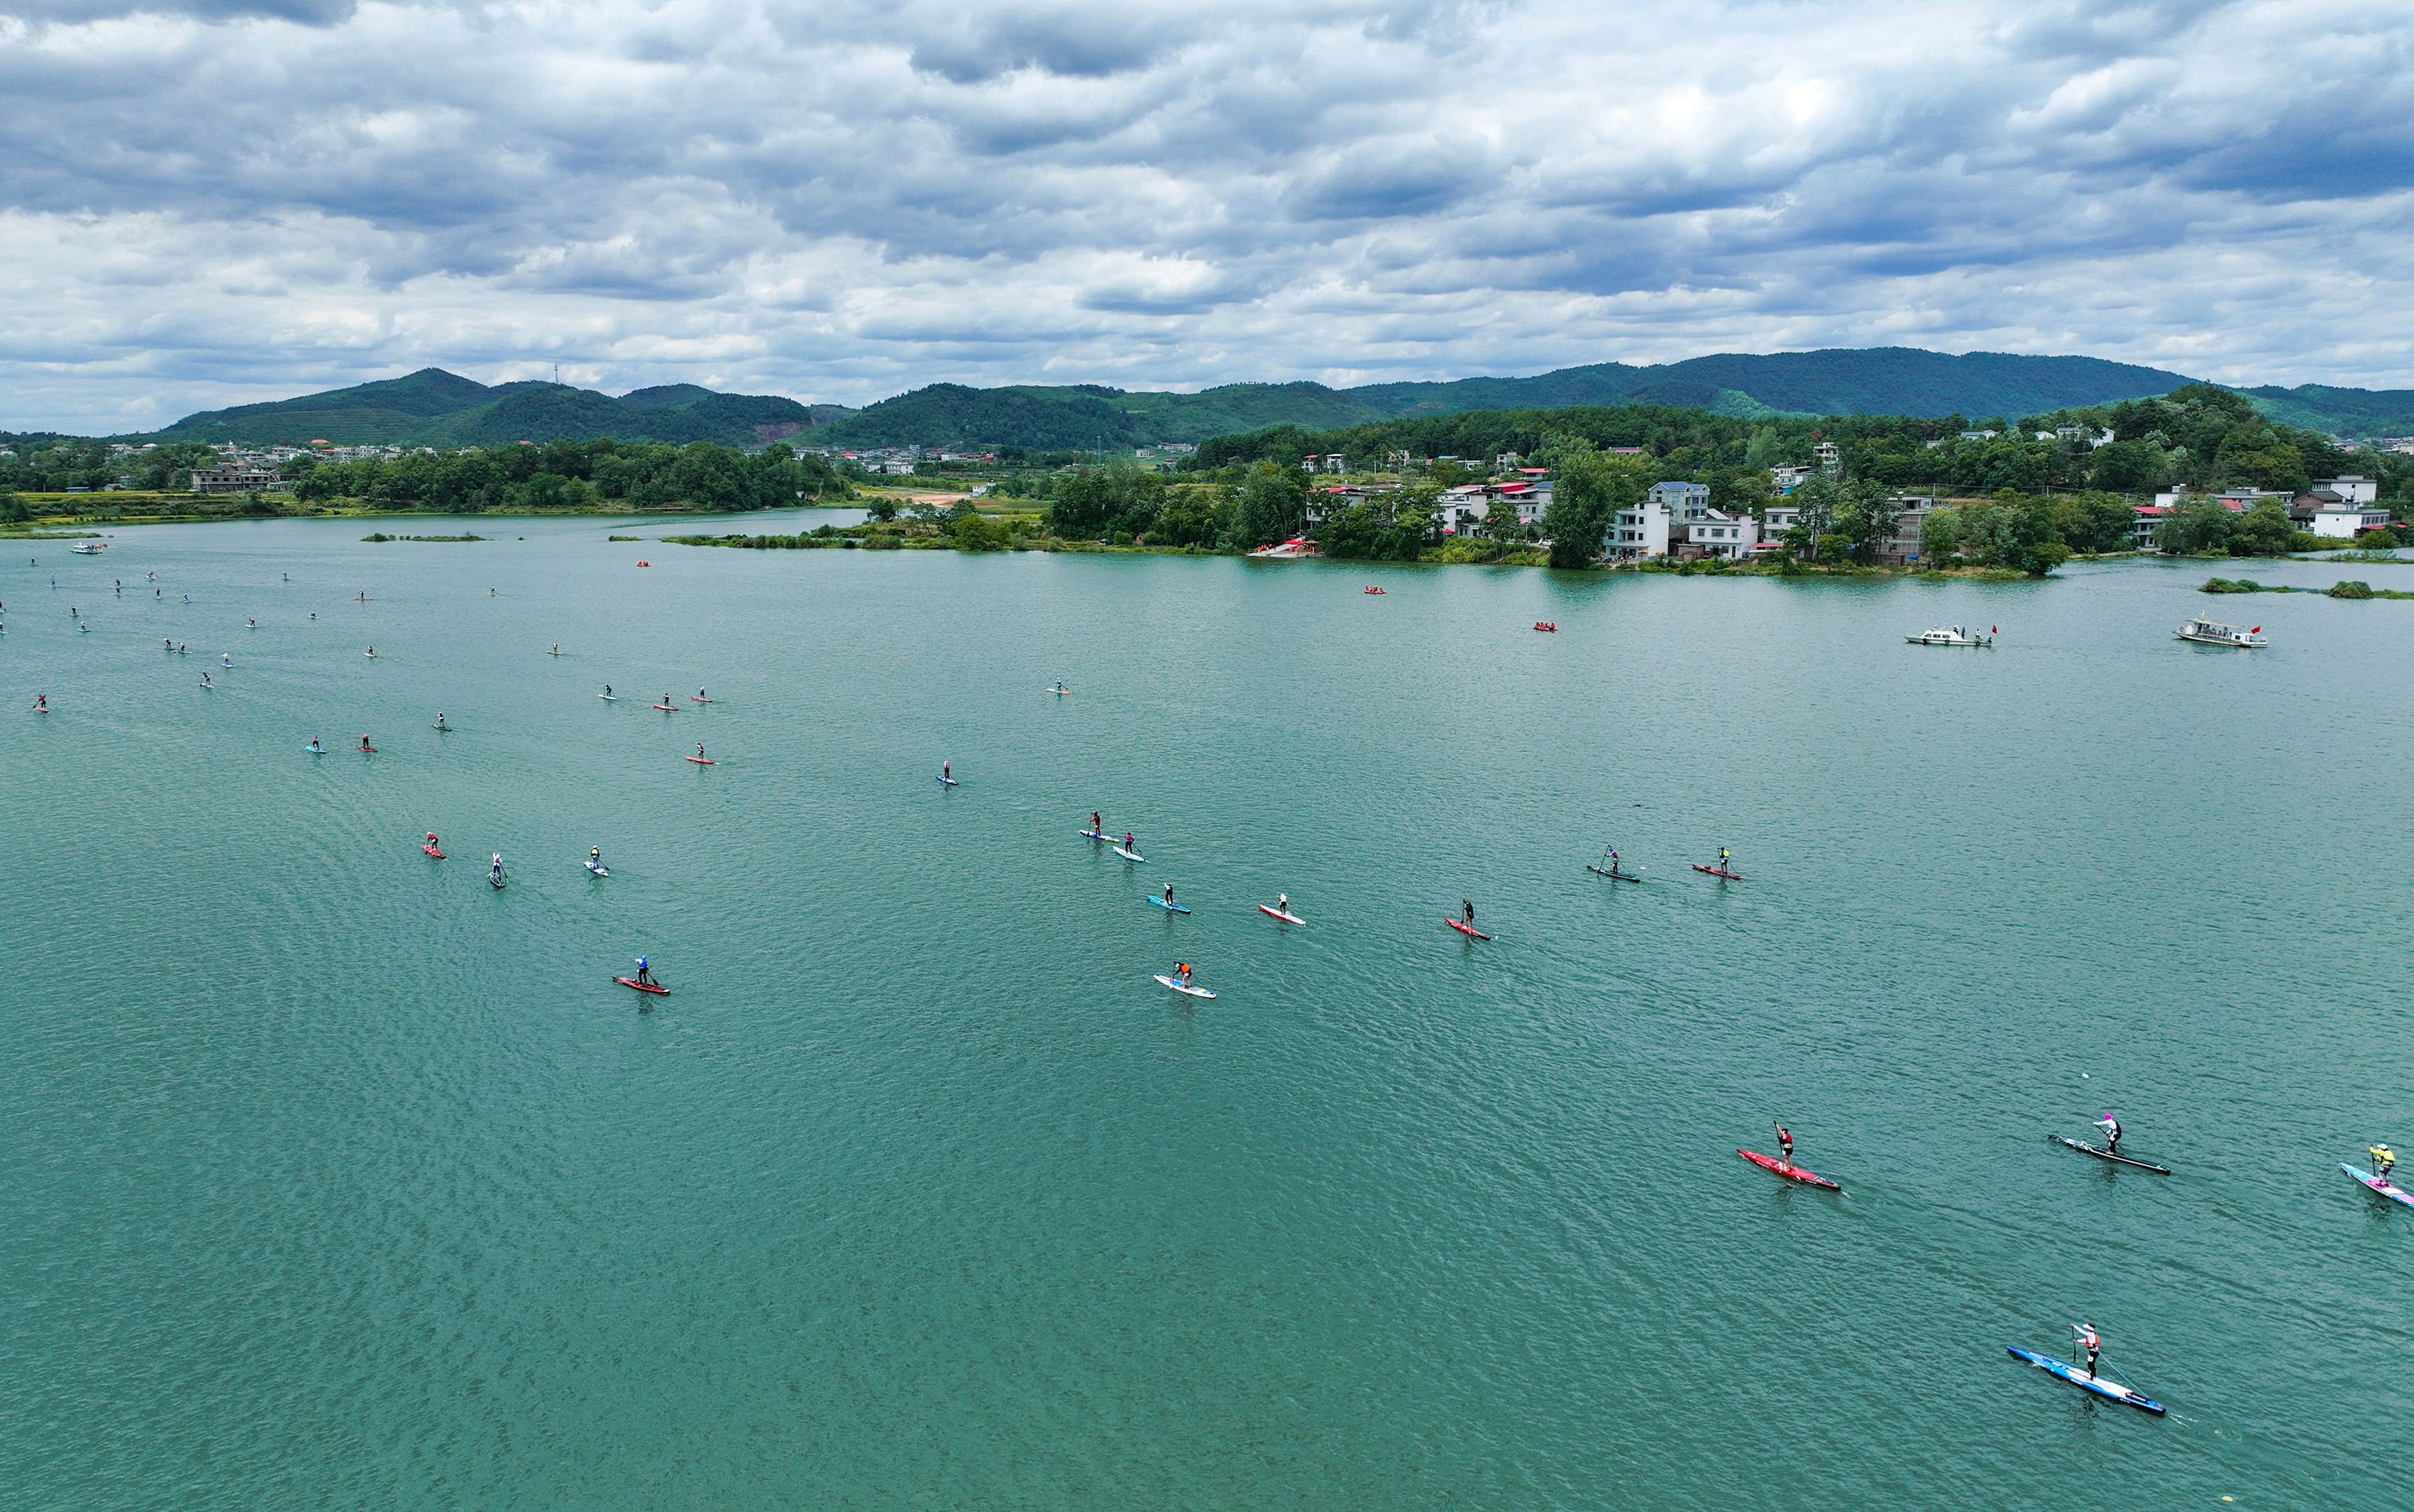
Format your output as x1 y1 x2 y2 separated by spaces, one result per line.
0 437 222 495
1181 385 2414 513
291 438 847 512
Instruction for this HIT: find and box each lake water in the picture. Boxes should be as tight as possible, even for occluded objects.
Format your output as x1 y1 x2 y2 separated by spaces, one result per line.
4 515 2408 1509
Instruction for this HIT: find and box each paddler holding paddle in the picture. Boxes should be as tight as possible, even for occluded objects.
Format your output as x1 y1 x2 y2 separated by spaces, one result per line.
2372 1144 2397 1183
1462 899 1476 928
1773 1120 1793 1171
634 955 654 988
2095 1115 2123 1156
2072 1323 2100 1379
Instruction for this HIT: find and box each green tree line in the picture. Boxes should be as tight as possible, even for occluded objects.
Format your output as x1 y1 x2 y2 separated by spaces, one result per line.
290 438 847 512
1181 384 2412 508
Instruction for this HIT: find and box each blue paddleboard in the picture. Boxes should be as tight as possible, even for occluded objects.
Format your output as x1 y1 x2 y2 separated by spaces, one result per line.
2344 1163 2414 1210
1145 895 1191 913
2005 1347 2164 1413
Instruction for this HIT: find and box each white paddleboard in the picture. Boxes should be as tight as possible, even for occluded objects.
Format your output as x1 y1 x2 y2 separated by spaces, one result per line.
1153 974 1216 999
1113 846 1144 862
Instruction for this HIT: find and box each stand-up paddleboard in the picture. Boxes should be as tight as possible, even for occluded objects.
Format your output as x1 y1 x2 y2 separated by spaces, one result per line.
433 723 450 732
304 744 324 754
1694 865 1744 880
936 776 957 785
585 862 608 876
690 695 713 702
422 844 445 859
598 693 619 700
1445 917 1491 939
1079 829 1108 840
2344 1163 2414 1210
2052 1135 2171 1174
1587 864 1644 881
1153 973 1215 999
2005 1347 2164 1413
549 649 564 655
489 871 507 890
686 756 714 764
356 744 377 754
1047 686 1071 694
1738 1148 1841 1191
1258 904 1305 923
653 703 678 712
615 976 669 995
1113 846 1143 862
1146 895 1191 913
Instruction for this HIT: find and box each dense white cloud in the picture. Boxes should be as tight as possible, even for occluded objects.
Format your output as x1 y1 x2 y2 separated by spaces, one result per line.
0 0 2409 430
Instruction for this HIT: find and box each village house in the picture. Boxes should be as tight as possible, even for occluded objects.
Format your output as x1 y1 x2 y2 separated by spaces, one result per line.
189 463 290 495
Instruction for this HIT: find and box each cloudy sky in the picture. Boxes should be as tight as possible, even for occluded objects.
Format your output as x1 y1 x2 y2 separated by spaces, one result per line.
1 0 2409 431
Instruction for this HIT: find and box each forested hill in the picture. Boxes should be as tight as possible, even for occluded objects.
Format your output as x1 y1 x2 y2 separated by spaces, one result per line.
113 352 2414 451
128 369 842 449
805 348 2208 448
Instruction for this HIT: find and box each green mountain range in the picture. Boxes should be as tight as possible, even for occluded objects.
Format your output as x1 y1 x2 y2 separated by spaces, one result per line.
120 350 2414 453
129 368 837 450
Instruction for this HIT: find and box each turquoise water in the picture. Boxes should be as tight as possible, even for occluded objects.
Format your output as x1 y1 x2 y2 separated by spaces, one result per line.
4 519 2408 1509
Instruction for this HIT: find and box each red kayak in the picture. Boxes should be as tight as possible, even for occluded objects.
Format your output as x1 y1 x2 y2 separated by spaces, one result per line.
1445 917 1492 940
421 844 444 858
614 976 670 995
1738 1148 1841 1191
1693 865 1743 880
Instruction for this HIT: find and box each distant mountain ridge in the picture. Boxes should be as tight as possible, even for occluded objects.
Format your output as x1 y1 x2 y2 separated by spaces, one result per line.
132 368 832 449
119 351 2414 452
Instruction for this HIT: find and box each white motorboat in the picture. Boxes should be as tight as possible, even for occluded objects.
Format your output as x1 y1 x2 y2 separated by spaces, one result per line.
1246 536 1320 559
1906 624 1991 646
70 542 109 554
2176 616 2267 647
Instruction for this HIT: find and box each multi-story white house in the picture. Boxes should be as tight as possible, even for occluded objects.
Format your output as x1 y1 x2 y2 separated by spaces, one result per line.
2313 475 2379 504
1606 499 1670 558
1648 480 1709 516
1685 509 1759 558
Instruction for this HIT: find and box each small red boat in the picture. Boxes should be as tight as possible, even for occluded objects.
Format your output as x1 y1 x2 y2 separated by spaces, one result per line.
1364 586 1385 594
1738 1148 1841 1191
1533 622 1556 632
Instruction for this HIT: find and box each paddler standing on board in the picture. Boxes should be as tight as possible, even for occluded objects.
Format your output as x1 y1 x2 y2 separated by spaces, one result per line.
1277 893 1290 917
1773 1120 1794 1171
490 854 505 885
2096 1115 2123 1156
1162 883 1176 908
1719 847 1731 873
942 761 952 783
2372 1144 2397 1183
2072 1323 2100 1379
1091 812 1103 836
634 955 654 987
1175 962 1191 989
590 846 602 870
1462 899 1476 929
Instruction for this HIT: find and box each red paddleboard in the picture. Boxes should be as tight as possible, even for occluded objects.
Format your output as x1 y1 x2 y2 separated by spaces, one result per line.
357 744 377 754
685 756 714 764
422 845 444 858
614 976 669 995
1258 904 1304 923
1693 865 1743 880
1445 917 1491 939
653 704 678 712
1738 1148 1841 1191
690 695 713 702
